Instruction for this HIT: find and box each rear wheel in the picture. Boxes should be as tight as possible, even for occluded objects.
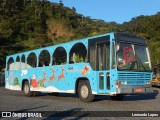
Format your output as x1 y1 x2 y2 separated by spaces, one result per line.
23 81 34 97
110 95 124 101
78 81 95 102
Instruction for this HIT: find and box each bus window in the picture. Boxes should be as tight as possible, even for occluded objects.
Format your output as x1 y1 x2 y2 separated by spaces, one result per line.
88 35 110 70
7 57 14 70
97 43 110 70
89 46 96 70
69 43 87 64
16 56 20 70
27 52 37 68
112 42 116 69
21 55 25 69
52 47 67 65
39 50 50 67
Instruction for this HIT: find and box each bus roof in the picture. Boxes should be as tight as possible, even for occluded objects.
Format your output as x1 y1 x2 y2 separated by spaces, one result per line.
115 32 147 44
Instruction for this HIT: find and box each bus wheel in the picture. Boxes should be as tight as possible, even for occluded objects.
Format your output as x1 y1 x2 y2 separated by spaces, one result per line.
78 81 95 102
23 81 33 97
110 95 124 101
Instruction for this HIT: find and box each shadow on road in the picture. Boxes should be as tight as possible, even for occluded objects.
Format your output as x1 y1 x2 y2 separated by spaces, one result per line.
121 90 158 101
95 90 158 102
42 108 90 120
16 105 49 112
36 91 159 102
1 86 159 102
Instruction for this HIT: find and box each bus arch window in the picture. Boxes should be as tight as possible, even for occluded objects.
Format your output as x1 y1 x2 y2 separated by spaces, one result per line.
69 43 87 64
52 47 67 65
7 57 14 70
16 56 20 70
27 52 37 68
39 50 50 67
21 54 26 69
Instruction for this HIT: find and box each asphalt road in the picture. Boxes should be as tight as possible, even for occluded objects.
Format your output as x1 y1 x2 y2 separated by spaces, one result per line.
0 86 160 120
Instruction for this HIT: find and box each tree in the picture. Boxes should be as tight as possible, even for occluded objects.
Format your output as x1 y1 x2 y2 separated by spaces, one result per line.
59 0 63 6
72 7 76 12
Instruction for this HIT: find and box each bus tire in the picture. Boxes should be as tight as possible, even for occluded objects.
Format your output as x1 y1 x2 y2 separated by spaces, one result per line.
23 81 33 97
110 95 124 101
78 81 95 102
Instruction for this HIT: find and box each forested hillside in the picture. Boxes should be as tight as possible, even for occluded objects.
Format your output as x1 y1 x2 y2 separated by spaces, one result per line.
0 0 160 70
119 13 160 64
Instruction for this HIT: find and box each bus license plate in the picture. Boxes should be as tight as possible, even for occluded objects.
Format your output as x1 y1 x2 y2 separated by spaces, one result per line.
136 88 142 92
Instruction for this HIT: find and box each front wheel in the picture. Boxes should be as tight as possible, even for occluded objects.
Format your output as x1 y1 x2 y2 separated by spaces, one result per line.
78 81 95 102
23 81 34 97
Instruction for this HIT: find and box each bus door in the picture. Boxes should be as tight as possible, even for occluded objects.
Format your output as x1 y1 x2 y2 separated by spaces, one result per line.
97 41 112 93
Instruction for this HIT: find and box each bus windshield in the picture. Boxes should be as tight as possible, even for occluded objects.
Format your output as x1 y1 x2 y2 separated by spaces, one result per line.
117 42 152 71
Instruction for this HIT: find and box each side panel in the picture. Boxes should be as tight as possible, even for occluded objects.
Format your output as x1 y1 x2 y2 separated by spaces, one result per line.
5 63 98 94
5 33 115 95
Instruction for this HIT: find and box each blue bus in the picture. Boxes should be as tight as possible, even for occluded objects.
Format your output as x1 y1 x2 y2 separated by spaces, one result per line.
5 32 155 102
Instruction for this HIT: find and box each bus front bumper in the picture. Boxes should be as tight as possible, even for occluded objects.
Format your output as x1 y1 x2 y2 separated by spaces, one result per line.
116 86 158 95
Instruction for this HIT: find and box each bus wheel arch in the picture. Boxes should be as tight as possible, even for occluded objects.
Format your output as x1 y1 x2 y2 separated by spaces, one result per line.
75 78 95 102
22 79 34 97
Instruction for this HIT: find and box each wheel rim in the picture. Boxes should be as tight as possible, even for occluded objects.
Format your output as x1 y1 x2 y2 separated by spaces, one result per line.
81 85 89 98
24 84 29 94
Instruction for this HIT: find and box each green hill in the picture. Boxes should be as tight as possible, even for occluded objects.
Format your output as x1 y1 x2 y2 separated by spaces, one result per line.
118 13 160 64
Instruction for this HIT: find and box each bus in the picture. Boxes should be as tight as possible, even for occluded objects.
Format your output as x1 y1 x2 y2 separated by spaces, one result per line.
5 32 156 102
152 64 160 87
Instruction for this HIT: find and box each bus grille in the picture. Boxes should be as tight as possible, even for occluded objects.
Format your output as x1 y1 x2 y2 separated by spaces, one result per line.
117 72 152 85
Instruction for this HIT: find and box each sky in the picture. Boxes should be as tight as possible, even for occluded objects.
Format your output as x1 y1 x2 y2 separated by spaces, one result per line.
49 0 160 24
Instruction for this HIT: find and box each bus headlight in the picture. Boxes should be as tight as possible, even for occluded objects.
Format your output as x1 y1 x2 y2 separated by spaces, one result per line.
146 81 151 85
